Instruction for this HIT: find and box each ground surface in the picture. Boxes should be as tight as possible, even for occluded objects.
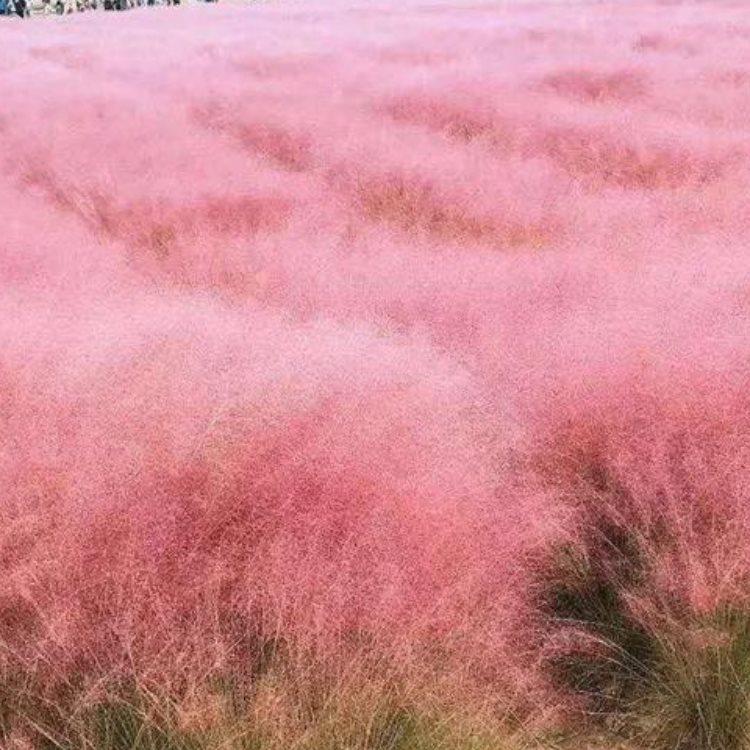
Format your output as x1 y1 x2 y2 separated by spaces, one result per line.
3 1 750 748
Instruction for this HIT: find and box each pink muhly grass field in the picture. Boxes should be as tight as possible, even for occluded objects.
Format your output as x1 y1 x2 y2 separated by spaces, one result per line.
3 0 750 746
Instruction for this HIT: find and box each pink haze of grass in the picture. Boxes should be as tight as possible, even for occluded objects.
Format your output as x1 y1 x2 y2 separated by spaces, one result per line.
2 0 750 717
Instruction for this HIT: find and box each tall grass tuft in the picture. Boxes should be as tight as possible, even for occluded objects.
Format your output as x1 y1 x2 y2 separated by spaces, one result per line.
641 606 750 750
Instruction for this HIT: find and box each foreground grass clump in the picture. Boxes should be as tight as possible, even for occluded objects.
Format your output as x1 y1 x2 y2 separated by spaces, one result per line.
542 540 750 749
537 438 750 750
0 671 520 750
642 607 750 750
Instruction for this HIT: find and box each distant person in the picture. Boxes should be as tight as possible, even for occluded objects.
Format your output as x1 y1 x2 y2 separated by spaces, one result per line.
0 0 9 15
15 0 27 18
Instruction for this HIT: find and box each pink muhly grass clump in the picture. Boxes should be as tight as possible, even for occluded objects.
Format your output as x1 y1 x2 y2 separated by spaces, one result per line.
3 0 750 745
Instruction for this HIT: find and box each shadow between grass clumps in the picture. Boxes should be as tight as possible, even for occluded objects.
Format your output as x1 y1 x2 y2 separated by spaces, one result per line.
537 462 750 750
